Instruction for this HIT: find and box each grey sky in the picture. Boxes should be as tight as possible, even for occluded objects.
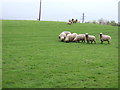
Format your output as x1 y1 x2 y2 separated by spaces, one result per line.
1 0 119 22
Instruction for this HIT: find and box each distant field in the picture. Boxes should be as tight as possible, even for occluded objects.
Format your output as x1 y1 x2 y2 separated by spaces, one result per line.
2 20 118 88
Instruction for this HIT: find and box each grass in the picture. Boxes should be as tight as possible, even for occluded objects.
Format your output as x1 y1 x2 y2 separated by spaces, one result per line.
2 20 118 88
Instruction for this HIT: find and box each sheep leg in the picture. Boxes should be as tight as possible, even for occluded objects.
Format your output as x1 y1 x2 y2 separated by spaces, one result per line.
83 39 85 43
94 40 96 44
101 40 103 44
91 40 93 44
61 40 64 42
108 41 110 44
82 40 83 42
87 40 89 44
75 39 77 42
82 40 84 42
66 41 69 43
81 40 83 42
75 40 77 43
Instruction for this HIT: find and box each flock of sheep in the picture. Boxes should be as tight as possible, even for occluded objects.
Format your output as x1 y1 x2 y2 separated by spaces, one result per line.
58 31 111 44
67 19 78 25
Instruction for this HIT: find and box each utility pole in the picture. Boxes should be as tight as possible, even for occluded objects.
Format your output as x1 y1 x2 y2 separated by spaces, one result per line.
82 13 85 23
38 0 42 21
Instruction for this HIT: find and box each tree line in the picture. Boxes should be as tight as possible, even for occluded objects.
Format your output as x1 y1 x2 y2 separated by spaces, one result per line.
85 18 119 26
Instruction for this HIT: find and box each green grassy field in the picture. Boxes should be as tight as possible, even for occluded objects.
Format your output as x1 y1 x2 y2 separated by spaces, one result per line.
2 20 118 88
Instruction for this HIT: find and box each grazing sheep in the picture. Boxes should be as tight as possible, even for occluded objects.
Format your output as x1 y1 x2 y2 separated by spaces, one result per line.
63 31 71 35
64 33 77 42
68 19 75 23
64 33 72 42
73 19 78 23
71 19 74 22
69 20 71 22
67 22 72 25
85 33 96 44
69 33 78 41
68 20 73 23
73 34 85 42
59 32 66 41
58 31 71 41
99 33 111 44
68 19 78 23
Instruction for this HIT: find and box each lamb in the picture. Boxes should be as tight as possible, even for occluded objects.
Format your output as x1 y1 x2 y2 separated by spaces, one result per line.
85 33 96 44
99 33 111 44
58 32 66 41
73 34 85 42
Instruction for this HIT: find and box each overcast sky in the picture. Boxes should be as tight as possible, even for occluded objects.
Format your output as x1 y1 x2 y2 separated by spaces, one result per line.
1 0 119 22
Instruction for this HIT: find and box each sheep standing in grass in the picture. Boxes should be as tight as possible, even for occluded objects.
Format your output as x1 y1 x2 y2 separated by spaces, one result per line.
69 33 78 41
69 20 71 22
64 33 77 42
73 19 78 23
59 31 71 41
64 33 72 42
63 31 71 35
71 19 74 23
85 33 96 44
73 34 85 42
67 22 72 25
59 32 66 41
99 33 111 44
68 20 73 23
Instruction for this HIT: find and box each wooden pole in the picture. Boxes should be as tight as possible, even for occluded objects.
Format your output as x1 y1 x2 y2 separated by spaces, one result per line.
38 0 42 21
82 13 85 23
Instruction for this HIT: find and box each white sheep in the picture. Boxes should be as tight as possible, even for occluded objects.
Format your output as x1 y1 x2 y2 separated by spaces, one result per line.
73 19 78 23
69 33 77 42
64 33 77 42
59 32 66 41
69 20 73 23
58 31 71 41
99 33 111 44
64 33 72 42
73 34 85 42
63 31 71 35
67 22 72 25
85 33 96 44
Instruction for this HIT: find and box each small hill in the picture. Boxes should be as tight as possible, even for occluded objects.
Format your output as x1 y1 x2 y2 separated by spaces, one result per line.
2 20 118 88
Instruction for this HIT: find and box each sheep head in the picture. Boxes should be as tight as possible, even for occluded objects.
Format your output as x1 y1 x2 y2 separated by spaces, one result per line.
99 33 103 38
60 36 65 41
85 33 89 40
